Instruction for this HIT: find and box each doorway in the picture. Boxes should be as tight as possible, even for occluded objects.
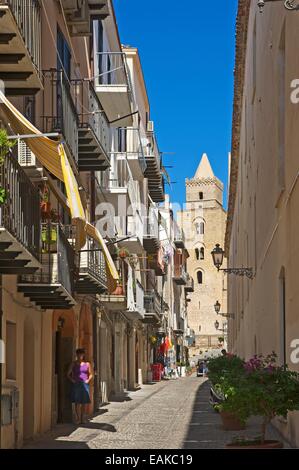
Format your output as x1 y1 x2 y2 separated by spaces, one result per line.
23 317 35 440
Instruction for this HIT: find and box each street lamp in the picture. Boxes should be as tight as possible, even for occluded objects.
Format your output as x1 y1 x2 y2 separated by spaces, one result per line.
258 0 299 12
214 300 221 315
214 320 227 333
211 244 255 280
214 301 235 319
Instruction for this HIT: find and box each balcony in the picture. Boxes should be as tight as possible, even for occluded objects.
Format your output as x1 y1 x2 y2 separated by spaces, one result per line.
173 265 188 286
143 290 162 324
126 280 145 321
143 207 159 254
65 226 108 294
94 52 133 127
42 69 78 167
73 79 110 172
184 274 194 293
17 139 44 182
115 128 147 178
0 0 42 95
144 133 164 203
116 213 144 254
18 224 76 309
101 158 137 208
174 227 185 249
61 1 109 36
0 152 40 274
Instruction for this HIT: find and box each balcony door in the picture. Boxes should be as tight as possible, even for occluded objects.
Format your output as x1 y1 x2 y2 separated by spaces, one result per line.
57 28 71 128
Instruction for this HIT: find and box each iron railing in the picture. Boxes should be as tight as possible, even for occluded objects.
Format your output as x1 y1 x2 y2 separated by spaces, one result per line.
42 69 79 164
72 79 110 157
95 52 133 97
1 0 42 73
144 207 159 239
19 223 75 294
115 128 147 173
173 265 188 283
65 224 107 287
0 152 40 259
144 289 162 315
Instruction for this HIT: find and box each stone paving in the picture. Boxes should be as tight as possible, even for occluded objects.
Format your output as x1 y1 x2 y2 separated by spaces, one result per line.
24 376 292 449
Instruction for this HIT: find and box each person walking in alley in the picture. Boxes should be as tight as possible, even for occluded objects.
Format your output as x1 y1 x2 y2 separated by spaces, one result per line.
67 348 93 424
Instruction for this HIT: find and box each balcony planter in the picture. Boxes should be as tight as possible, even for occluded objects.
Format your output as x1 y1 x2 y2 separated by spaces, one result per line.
41 227 57 245
117 248 130 259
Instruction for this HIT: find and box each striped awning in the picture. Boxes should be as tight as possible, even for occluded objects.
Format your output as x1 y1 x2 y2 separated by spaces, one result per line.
0 90 119 281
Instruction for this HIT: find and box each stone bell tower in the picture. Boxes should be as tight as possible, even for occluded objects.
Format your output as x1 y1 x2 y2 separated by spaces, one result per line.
177 153 227 356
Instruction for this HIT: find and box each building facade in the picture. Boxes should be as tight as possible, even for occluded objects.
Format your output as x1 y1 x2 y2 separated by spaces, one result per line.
226 0 299 448
178 153 227 356
0 0 189 448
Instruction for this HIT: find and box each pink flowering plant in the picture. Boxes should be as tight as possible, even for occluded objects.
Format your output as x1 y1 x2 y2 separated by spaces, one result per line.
242 352 299 444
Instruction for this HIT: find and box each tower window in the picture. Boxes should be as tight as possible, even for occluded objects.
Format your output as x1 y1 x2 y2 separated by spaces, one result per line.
197 271 203 284
195 248 199 260
200 222 204 235
200 248 204 260
199 192 203 200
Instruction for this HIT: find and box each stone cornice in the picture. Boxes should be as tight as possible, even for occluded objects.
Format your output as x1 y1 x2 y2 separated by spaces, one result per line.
186 177 224 190
225 0 251 255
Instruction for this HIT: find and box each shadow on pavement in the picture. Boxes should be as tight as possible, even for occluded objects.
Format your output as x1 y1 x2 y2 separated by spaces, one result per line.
80 422 116 432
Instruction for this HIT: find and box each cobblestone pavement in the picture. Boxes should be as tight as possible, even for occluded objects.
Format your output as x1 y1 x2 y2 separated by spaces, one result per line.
24 376 292 449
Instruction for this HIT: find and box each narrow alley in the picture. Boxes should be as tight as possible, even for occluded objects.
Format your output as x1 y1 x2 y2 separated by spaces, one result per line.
23 377 288 450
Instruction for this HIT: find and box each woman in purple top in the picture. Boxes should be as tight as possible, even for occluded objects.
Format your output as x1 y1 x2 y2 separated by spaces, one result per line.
67 348 93 424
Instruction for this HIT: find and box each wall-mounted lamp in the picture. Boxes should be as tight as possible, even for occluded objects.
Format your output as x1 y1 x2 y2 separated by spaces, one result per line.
214 301 235 319
258 0 299 12
211 244 254 280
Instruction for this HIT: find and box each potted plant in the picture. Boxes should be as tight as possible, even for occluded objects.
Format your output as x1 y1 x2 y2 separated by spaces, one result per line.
226 353 299 448
208 354 248 430
0 129 16 205
40 186 51 218
117 247 130 259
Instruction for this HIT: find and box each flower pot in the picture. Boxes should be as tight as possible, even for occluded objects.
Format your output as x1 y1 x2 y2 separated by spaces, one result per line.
220 411 246 431
226 440 283 449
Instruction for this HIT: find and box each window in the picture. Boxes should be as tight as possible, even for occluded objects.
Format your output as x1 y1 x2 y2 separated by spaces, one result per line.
199 192 203 200
195 248 199 260
57 28 71 78
197 271 203 284
200 222 204 235
6 322 16 380
118 128 127 152
200 247 204 260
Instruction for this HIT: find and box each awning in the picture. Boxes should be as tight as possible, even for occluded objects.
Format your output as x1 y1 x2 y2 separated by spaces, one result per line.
0 90 119 281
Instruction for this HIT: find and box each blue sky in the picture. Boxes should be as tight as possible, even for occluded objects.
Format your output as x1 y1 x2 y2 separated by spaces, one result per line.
113 0 238 209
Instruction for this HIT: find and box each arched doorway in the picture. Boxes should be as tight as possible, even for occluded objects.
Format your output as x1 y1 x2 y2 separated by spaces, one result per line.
53 309 76 423
23 317 35 440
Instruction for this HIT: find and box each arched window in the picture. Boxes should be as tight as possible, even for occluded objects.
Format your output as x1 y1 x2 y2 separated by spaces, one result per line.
195 248 199 260
200 222 205 235
200 247 204 260
195 223 200 235
199 192 203 200
197 271 203 284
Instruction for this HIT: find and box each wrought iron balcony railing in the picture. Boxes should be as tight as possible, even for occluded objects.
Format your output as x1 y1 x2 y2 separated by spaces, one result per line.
64 224 107 293
18 223 76 309
72 79 110 171
42 69 79 165
0 151 40 260
0 0 41 72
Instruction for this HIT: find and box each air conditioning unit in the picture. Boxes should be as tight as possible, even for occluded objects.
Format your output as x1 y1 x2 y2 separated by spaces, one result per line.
147 120 154 133
18 140 36 167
